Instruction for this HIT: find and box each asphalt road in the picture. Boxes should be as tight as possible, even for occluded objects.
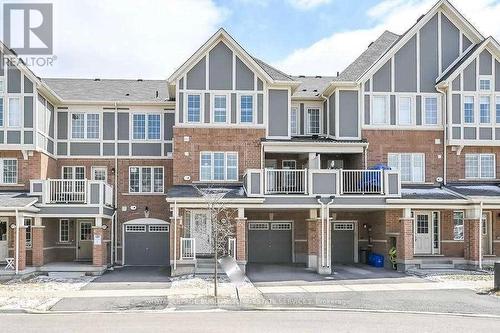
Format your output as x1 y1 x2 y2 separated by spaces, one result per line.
2 311 499 333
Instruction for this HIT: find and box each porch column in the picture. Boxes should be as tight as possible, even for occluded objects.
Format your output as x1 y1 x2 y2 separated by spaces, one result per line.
464 218 480 265
169 214 182 263
397 210 414 271
315 208 331 275
92 218 106 266
235 208 247 264
31 225 45 267
306 209 319 269
13 223 27 271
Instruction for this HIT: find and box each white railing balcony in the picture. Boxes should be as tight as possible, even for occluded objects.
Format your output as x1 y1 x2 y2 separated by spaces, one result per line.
228 237 236 258
264 168 307 194
341 169 384 194
180 237 196 260
48 179 87 203
30 179 114 206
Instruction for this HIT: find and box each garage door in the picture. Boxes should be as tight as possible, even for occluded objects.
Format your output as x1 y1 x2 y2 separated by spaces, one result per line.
331 222 355 264
124 224 170 266
248 222 292 263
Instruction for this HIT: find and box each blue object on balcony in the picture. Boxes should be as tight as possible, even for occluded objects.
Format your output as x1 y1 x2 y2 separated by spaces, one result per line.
358 164 390 192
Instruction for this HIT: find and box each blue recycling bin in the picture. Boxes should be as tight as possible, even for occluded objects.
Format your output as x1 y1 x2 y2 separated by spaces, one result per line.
372 253 384 268
358 164 391 192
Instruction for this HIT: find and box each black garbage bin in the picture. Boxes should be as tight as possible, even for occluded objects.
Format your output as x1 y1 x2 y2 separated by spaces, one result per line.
495 262 500 291
359 248 369 264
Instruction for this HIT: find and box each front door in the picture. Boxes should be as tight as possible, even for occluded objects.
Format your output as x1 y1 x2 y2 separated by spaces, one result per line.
77 220 93 260
481 213 492 255
0 219 8 261
190 211 212 256
414 213 432 254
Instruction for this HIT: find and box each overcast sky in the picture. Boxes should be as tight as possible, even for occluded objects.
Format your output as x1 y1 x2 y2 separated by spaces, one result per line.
1 0 499 79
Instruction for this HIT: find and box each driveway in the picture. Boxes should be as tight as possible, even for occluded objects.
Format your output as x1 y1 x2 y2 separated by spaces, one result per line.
83 266 171 290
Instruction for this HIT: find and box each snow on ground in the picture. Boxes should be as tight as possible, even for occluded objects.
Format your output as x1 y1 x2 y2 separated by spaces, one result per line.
0 275 94 311
425 273 494 292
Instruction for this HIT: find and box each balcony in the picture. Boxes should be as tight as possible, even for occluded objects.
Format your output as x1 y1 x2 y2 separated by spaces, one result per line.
244 168 401 197
29 179 114 206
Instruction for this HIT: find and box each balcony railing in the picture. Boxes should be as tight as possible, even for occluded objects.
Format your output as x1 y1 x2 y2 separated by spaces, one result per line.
341 170 383 194
180 237 196 260
48 179 87 203
264 169 307 194
30 179 114 206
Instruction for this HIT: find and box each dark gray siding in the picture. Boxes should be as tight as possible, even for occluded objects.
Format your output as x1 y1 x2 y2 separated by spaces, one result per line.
452 127 461 139
186 57 206 90
132 143 162 156
268 89 289 137
395 35 417 92
231 93 237 124
257 94 264 124
364 79 370 92
23 96 33 128
462 35 472 52
452 75 461 91
164 143 173 154
178 92 184 123
300 103 305 135
57 112 68 139
103 143 115 156
441 14 460 71
390 95 396 125
463 60 477 91
338 91 358 138
70 143 100 155
373 60 391 92
479 50 492 75
204 92 210 123
257 78 263 91
7 66 21 93
364 95 370 125
57 142 67 155
118 143 129 156
452 94 461 124
48 103 54 138
496 60 500 92
416 96 422 125
328 94 335 136
117 113 129 140
464 127 476 140
24 77 33 93
209 42 232 90
23 131 33 144
479 128 492 140
47 140 54 154
420 14 439 93
164 113 174 140
236 57 254 90
323 100 327 134
103 112 115 140
7 131 21 144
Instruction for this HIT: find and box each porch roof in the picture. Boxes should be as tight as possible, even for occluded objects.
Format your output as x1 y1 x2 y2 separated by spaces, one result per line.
400 186 463 200
446 183 500 197
0 192 39 211
166 185 248 199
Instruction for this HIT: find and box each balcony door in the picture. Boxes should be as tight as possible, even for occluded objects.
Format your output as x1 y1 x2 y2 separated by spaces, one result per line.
62 166 86 198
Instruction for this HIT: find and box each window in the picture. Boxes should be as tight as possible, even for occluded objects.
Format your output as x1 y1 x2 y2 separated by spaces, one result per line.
453 211 464 241
479 96 490 123
8 97 21 127
187 94 201 122
388 153 425 183
133 114 160 140
213 95 227 123
372 96 389 124
0 97 3 127
479 78 491 91
465 154 495 179
91 167 107 182
291 107 298 135
24 218 32 248
496 97 500 124
59 219 69 242
0 159 18 184
240 95 253 123
398 96 412 125
200 152 238 181
129 167 163 193
62 166 85 180
71 113 100 139
282 160 297 169
464 96 474 124
307 108 320 134
424 97 438 125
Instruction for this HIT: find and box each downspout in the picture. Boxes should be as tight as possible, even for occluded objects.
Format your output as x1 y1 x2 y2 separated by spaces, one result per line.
479 201 483 270
316 196 335 269
173 200 177 271
15 208 19 275
316 198 325 267
436 85 447 185
114 101 119 265
325 197 335 268
110 210 116 267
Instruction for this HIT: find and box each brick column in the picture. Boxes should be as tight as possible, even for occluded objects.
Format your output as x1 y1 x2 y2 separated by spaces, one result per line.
306 217 318 269
235 217 247 262
13 226 27 271
92 227 105 266
464 218 480 264
31 226 45 267
397 217 414 271
169 216 182 261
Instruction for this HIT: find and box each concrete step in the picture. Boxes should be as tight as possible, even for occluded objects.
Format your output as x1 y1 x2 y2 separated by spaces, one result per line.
48 271 86 278
419 263 455 269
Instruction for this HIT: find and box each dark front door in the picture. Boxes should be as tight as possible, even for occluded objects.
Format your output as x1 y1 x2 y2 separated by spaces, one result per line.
248 222 292 264
331 222 355 264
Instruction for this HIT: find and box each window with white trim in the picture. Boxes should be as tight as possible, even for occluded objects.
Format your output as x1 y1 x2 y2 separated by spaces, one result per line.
0 159 18 184
424 97 438 125
200 152 238 181
129 167 164 193
0 97 3 127
240 95 253 123
91 167 107 182
24 218 32 248
307 108 320 134
59 219 70 242
496 96 500 124
149 225 169 232
8 97 21 127
132 114 160 140
453 211 464 241
388 153 425 183
465 154 495 179
291 107 298 135
479 96 490 124
187 94 201 123
479 78 491 91
463 96 474 124
213 95 227 123
372 95 389 125
71 113 100 139
62 166 85 180
125 225 146 232
398 96 412 125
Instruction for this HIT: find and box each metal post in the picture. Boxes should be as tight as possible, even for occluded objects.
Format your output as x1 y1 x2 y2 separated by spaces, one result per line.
15 209 19 275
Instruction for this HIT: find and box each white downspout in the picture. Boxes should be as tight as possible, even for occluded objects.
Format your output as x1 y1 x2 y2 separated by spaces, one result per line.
436 85 447 185
173 200 178 271
325 197 335 267
114 101 119 265
110 211 116 266
316 199 325 267
15 208 19 275
479 202 483 270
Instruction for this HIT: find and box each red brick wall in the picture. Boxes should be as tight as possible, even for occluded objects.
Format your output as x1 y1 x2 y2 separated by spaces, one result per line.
446 146 500 182
0 151 56 191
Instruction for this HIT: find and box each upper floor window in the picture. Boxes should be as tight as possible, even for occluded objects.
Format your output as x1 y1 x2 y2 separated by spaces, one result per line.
129 166 164 193
307 108 320 135
479 77 491 91
0 98 3 127
8 97 21 127
398 96 412 125
200 152 238 181
496 97 500 124
465 154 495 179
372 96 389 125
388 153 424 183
71 113 100 139
91 166 107 182
0 159 18 184
132 114 161 140
463 96 474 124
424 97 438 125
187 94 201 123
213 95 227 123
479 96 490 124
240 95 253 123
62 166 85 180
291 107 298 135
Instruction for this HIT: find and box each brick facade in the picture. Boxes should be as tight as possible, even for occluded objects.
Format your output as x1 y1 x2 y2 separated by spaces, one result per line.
0 151 57 191
446 146 500 181
31 226 45 266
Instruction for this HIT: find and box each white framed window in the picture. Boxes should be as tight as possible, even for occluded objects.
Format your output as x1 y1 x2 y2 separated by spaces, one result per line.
149 225 169 232
496 96 500 124
200 152 239 181
397 96 412 125
388 153 425 183
71 113 100 139
187 94 201 123
0 97 4 127
91 167 107 182
463 96 474 124
213 95 227 123
424 97 438 125
59 219 70 243
306 108 320 134
0 159 18 184
282 160 297 169
479 77 492 91
132 114 160 140
129 166 164 193
479 96 490 124
372 95 389 125
240 95 254 123
465 154 495 179
8 97 21 127
291 107 298 135
125 225 146 232
24 218 32 248
453 211 464 241
62 166 85 180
